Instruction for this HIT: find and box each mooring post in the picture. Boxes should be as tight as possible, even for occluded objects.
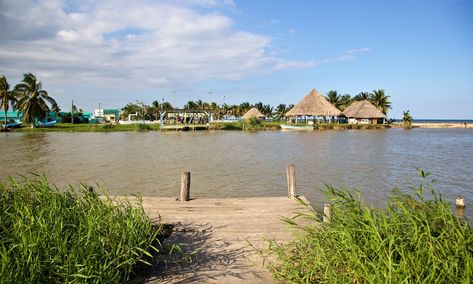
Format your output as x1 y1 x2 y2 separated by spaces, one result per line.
323 204 331 222
286 164 296 198
456 196 465 209
180 172 191 201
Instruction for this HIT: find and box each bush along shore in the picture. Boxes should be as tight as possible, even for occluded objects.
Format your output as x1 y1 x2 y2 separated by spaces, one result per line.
0 177 172 283
267 170 473 283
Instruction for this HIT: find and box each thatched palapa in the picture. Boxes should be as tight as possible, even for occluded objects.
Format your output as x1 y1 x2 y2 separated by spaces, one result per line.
242 107 265 120
342 100 386 124
285 89 342 117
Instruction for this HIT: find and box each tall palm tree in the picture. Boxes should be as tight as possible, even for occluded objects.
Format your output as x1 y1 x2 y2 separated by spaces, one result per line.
14 73 57 127
254 102 264 113
325 90 342 109
339 94 352 111
51 102 61 113
275 104 287 120
262 104 273 116
1 75 18 129
370 89 391 114
353 92 370 101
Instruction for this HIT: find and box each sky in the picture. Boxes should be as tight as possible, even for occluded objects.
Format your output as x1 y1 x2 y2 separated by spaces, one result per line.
0 0 472 119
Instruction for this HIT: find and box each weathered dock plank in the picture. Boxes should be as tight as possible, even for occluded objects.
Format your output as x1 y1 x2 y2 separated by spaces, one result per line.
133 196 316 283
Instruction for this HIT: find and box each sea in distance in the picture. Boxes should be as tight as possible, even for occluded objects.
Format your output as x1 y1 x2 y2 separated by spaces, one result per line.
1 128 472 218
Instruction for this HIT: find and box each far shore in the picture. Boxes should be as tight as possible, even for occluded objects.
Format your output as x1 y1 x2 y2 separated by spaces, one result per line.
4 121 472 133
391 122 473 129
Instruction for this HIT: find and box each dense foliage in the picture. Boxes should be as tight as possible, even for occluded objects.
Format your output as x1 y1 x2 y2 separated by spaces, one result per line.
0 177 164 283
268 170 473 283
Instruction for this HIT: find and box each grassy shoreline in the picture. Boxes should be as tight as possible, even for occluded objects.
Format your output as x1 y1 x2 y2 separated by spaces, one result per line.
267 171 473 283
10 122 394 132
0 177 170 283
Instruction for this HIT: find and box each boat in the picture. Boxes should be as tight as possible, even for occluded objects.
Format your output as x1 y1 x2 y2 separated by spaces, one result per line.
1 119 22 129
36 120 57 128
280 124 314 131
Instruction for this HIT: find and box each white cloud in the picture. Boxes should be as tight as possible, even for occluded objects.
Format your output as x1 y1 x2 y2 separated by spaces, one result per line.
0 0 311 89
345 47 371 54
0 0 369 109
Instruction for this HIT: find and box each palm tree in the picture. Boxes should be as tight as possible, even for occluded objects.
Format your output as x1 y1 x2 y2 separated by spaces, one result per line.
403 110 413 129
262 104 273 116
353 92 370 101
254 102 264 113
339 94 352 111
1 75 18 129
14 73 57 127
370 89 391 114
325 90 342 109
51 102 61 113
275 104 287 120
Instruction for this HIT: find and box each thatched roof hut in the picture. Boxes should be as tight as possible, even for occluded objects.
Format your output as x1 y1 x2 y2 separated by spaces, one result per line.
342 100 386 124
342 100 386 119
285 89 342 117
242 107 265 120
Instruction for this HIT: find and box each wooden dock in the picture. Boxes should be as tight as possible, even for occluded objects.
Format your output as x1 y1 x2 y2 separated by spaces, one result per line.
160 124 209 131
134 196 315 283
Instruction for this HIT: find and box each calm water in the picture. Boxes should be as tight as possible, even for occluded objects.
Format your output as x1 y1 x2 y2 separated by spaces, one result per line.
1 129 472 216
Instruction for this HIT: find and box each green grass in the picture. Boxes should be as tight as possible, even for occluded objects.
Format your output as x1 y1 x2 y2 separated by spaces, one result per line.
15 123 162 132
12 121 389 132
268 169 473 283
0 177 168 283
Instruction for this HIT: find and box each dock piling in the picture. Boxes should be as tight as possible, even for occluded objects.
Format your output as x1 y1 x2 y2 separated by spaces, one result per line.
323 204 331 222
286 164 296 198
180 172 191 201
456 196 465 209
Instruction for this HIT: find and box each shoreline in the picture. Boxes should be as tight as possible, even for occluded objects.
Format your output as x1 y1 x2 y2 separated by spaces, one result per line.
4 121 472 133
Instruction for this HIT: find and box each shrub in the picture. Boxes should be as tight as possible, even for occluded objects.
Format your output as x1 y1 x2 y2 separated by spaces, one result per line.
0 177 165 283
268 170 473 283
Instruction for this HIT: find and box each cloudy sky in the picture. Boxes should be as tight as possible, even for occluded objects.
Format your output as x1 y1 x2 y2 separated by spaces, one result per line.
1 0 472 118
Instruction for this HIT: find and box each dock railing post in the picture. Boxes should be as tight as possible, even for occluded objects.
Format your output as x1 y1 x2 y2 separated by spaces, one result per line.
455 196 465 218
180 172 191 201
323 204 331 222
286 164 296 198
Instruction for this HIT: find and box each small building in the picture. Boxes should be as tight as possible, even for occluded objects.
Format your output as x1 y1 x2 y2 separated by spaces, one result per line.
285 89 342 123
342 100 386 124
241 108 265 120
94 108 120 122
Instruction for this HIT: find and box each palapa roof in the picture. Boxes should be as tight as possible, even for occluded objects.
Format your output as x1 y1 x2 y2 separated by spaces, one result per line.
242 107 265 119
285 89 342 117
342 100 386 118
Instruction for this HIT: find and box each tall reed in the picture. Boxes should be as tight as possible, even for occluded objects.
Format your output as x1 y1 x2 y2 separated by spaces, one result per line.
268 170 473 283
0 177 164 283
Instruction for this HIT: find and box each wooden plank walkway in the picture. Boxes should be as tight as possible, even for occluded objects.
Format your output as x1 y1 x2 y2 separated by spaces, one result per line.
133 196 316 283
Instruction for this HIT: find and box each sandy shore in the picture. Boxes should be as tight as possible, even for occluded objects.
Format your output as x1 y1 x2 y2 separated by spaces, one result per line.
412 122 472 129
391 122 472 128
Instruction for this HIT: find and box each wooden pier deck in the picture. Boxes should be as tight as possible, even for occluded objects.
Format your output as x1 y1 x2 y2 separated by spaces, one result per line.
160 124 209 131
134 196 316 283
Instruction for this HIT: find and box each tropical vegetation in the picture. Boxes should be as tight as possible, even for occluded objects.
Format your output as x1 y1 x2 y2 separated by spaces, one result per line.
13 73 57 127
403 110 413 128
0 75 17 129
0 177 171 283
267 170 472 283
325 89 392 114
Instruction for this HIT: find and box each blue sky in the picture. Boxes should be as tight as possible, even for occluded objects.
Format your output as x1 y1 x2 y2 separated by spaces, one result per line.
0 0 472 118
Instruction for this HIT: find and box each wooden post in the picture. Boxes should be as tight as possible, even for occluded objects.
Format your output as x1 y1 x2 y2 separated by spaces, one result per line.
456 196 465 209
286 164 296 198
180 172 191 201
323 204 331 222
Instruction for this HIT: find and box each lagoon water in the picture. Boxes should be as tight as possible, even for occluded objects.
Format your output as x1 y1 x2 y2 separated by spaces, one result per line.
1 129 472 216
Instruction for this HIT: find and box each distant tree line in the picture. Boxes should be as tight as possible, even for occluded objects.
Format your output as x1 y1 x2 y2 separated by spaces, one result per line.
119 89 392 121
